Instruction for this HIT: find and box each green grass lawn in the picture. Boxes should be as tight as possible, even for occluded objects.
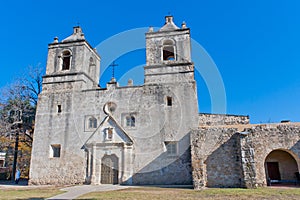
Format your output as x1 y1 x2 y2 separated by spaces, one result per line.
0 187 64 200
78 187 300 200
1 186 300 200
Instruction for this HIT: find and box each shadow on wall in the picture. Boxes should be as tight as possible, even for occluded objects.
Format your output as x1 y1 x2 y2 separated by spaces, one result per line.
291 140 300 171
291 141 300 184
131 133 192 185
205 133 243 188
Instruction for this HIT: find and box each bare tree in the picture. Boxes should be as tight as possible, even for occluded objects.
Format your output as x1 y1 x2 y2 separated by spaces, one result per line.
0 64 43 180
22 65 43 107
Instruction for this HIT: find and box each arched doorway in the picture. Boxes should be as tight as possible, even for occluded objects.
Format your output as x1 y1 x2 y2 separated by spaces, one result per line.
101 154 119 184
265 149 298 184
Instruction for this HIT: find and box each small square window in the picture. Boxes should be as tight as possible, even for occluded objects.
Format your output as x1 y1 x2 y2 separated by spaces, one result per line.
165 142 177 155
50 144 61 158
126 115 135 127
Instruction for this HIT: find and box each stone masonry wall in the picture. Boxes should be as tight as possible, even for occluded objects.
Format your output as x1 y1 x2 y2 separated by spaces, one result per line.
30 78 198 185
240 124 300 187
191 123 300 189
191 128 243 189
199 113 249 126
239 133 257 188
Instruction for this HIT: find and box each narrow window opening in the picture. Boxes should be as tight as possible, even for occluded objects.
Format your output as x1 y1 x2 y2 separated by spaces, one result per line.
93 118 97 128
51 144 61 158
167 96 172 106
62 51 71 70
89 57 95 73
131 116 135 127
107 128 113 140
126 116 131 127
89 118 93 128
0 160 4 167
57 105 62 113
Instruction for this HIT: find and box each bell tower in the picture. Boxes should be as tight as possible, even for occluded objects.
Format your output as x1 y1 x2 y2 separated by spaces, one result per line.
144 16 194 84
43 26 100 92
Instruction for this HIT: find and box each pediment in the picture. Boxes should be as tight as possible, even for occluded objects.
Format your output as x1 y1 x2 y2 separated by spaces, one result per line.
84 115 133 146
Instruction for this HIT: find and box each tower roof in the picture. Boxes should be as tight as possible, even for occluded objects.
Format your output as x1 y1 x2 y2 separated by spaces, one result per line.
62 26 85 42
159 16 179 32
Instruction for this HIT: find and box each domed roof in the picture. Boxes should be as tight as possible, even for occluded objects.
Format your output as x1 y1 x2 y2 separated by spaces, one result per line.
62 26 85 42
159 16 179 32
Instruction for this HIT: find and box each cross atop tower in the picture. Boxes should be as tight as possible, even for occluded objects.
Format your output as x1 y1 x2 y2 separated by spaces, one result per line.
109 61 118 79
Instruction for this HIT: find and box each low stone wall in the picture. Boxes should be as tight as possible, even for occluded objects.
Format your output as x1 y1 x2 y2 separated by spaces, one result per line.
191 123 300 189
29 151 86 185
132 148 192 185
240 124 300 187
191 127 243 188
199 113 249 126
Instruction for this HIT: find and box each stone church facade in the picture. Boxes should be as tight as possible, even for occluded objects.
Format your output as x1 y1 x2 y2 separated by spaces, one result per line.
29 16 300 188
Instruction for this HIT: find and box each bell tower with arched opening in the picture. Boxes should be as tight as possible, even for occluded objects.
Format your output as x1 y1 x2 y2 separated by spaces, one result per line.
43 26 100 91
144 16 193 84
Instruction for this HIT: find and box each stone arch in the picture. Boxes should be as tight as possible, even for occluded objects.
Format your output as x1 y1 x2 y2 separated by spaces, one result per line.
264 149 299 184
59 49 72 70
161 39 176 61
101 154 119 184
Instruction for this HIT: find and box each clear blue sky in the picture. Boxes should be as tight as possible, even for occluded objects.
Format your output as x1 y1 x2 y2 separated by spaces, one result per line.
0 0 299 123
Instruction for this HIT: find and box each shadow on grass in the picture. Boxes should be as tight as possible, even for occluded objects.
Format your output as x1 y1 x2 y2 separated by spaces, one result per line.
0 178 28 186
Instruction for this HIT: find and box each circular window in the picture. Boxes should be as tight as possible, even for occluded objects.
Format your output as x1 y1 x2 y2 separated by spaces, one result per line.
103 102 117 115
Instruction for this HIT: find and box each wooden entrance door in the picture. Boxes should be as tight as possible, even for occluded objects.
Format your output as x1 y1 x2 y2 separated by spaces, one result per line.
101 155 118 184
266 162 281 180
